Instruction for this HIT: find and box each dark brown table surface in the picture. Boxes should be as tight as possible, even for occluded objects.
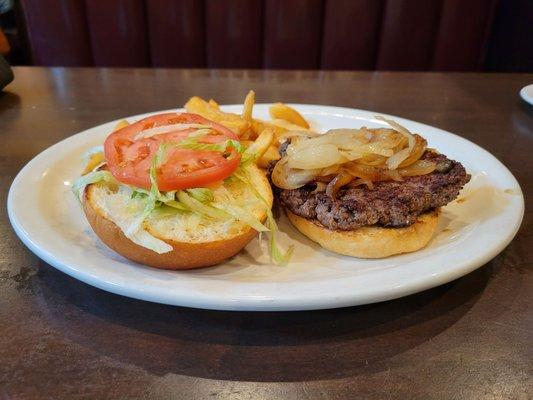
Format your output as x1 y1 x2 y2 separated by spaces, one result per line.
0 67 531 399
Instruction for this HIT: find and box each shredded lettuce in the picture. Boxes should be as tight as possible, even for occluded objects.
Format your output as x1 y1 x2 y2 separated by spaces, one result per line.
265 208 294 265
150 204 178 218
72 170 117 202
212 203 269 232
164 200 188 211
131 191 147 200
133 124 211 140
186 188 214 203
156 190 177 203
177 191 230 220
157 137 244 158
129 187 182 206
124 148 161 237
118 219 172 254
232 168 294 265
130 187 150 196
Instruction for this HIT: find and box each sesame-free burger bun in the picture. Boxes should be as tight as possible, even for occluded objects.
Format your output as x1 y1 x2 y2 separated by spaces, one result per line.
82 164 273 270
286 209 440 258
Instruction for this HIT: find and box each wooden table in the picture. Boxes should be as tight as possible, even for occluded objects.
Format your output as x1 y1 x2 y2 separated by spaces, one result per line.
1 67 531 399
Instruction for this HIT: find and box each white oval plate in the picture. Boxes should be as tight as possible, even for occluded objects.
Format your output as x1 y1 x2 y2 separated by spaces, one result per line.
8 105 524 311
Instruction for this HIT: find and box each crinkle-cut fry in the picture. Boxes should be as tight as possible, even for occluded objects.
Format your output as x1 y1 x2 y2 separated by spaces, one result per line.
242 90 255 121
114 119 129 131
269 103 310 129
184 96 250 136
244 128 274 161
257 145 281 168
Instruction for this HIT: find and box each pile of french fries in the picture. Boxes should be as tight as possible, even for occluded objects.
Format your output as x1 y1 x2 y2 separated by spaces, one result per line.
185 90 315 168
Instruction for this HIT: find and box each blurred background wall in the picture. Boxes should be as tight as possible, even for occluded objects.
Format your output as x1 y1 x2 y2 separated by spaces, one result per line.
1 0 532 71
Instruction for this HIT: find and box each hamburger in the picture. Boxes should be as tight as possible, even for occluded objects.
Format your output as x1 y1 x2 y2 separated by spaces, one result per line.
73 112 283 270
269 117 471 258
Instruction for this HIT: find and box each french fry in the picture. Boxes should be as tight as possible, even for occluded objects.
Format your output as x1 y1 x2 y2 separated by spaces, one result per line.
244 128 274 161
82 152 105 175
269 103 310 129
113 119 129 131
257 145 281 168
208 99 219 109
239 128 255 141
82 119 128 174
242 90 255 121
251 119 287 143
253 118 317 145
269 118 313 132
185 96 250 136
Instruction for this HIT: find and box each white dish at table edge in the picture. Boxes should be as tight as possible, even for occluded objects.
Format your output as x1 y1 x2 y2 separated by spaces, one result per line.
8 104 524 311
520 84 533 105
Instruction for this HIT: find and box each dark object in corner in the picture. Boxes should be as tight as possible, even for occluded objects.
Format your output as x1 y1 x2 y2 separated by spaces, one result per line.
0 55 13 89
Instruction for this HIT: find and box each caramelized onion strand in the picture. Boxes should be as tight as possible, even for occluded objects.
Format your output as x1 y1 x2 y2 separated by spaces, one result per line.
326 172 353 198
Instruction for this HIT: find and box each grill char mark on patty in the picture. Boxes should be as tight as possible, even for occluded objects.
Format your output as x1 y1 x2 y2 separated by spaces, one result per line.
271 150 471 230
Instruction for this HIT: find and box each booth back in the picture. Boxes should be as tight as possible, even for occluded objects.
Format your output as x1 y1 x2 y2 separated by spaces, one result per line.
21 0 498 71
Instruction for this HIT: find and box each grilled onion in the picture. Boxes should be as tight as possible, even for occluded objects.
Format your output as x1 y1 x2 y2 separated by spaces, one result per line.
272 157 321 190
399 134 427 167
273 116 434 193
288 144 347 169
311 182 327 193
326 172 353 198
348 178 374 190
398 160 436 176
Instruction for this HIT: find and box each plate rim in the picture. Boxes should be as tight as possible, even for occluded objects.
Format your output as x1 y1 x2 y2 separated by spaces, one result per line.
519 84 533 106
7 104 525 311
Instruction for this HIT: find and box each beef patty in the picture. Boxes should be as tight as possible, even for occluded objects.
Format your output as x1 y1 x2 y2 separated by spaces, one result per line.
271 150 470 230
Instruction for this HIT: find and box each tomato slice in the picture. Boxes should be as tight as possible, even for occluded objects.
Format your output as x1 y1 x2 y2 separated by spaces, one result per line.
104 113 240 191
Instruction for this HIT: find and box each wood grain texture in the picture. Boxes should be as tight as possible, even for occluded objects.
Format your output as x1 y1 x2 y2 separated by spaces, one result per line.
0 68 532 399
85 0 149 67
146 0 205 67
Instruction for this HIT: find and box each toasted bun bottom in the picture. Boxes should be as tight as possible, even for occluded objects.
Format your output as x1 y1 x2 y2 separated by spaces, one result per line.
83 197 261 269
287 209 440 258
82 164 272 270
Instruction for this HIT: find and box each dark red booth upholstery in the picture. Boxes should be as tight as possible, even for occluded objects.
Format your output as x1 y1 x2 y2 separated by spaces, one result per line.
21 0 498 70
